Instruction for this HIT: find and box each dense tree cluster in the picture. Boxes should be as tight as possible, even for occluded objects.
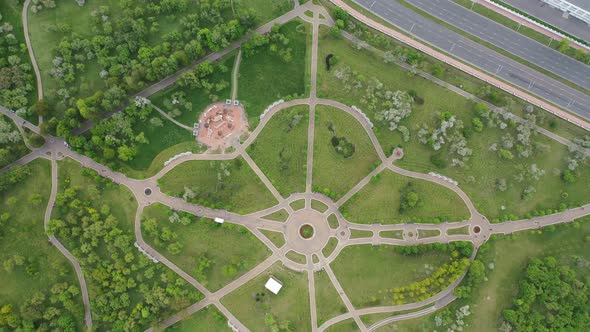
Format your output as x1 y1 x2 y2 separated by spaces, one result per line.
47 170 200 330
399 182 423 213
0 164 30 194
40 0 259 135
502 256 590 331
0 117 28 168
0 282 82 331
0 11 35 111
65 101 154 165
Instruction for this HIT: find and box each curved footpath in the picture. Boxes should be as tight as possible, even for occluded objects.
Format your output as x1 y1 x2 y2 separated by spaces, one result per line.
6 2 590 330
44 153 92 329
22 0 43 101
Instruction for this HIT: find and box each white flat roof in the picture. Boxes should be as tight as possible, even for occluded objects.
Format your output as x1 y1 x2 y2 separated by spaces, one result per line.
264 277 283 294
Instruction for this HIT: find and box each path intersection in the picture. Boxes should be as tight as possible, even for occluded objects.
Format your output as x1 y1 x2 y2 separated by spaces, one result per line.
2 2 590 332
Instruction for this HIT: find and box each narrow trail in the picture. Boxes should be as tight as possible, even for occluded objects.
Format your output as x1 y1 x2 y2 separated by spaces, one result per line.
44 154 93 329
22 0 43 101
150 103 194 131
231 49 242 101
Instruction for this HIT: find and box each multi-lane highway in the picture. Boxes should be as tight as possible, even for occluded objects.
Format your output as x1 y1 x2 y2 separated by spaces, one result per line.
405 0 590 89
353 0 590 120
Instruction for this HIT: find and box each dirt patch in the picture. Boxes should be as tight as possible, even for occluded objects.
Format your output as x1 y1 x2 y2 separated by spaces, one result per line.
197 102 249 151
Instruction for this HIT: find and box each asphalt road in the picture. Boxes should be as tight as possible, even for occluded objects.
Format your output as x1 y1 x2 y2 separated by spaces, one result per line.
353 0 590 120
502 0 590 43
406 0 590 89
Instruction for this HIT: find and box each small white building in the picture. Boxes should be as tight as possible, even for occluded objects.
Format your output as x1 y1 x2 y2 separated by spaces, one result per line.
265 276 283 295
214 217 225 224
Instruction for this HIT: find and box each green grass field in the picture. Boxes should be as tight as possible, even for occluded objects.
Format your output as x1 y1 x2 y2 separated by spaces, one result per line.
317 28 590 220
390 219 590 332
238 20 309 126
27 0 116 106
262 209 289 222
0 159 84 329
260 229 286 248
247 106 309 197
222 262 311 332
330 244 452 308
325 319 360 332
165 305 231 331
142 203 271 292
322 237 339 257
149 54 236 126
315 269 348 326
158 158 278 214
340 171 469 224
312 105 380 200
120 112 199 174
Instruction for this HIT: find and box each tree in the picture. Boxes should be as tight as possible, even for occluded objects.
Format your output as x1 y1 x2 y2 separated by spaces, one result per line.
33 99 49 117
561 169 575 184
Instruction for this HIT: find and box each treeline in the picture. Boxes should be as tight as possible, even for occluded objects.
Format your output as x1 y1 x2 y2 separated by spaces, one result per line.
366 242 473 306
47 168 201 330
38 0 260 136
502 256 590 331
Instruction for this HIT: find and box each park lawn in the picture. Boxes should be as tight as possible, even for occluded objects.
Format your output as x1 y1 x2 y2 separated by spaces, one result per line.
317 31 475 157
312 105 381 200
54 158 201 331
260 229 286 248
389 219 590 332
238 0 294 25
315 269 347 326
27 0 115 108
165 305 231 331
0 0 38 113
247 105 309 197
142 203 271 292
56 158 137 233
318 29 590 220
0 115 30 168
221 262 311 332
330 244 452 308
322 237 339 257
0 159 84 328
238 20 309 127
149 53 236 127
340 170 470 224
158 158 278 214
119 112 198 173
397 126 590 221
325 319 360 332
119 140 204 179
262 209 289 221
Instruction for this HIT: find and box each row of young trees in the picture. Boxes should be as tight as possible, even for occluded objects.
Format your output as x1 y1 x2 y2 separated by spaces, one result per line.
47 168 201 331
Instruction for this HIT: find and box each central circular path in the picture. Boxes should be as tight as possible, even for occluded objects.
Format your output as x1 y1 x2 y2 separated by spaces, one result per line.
285 209 331 255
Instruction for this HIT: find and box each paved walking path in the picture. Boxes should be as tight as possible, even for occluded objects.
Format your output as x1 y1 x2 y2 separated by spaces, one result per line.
231 49 242 101
22 0 43 102
5 2 590 331
150 104 194 131
44 152 92 329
